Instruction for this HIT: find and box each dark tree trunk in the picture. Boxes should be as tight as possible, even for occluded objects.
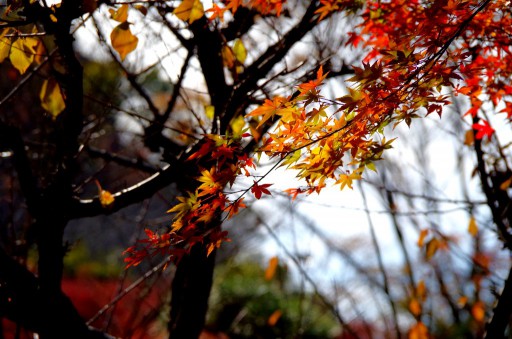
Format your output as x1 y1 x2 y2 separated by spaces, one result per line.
168 244 216 338
485 265 512 338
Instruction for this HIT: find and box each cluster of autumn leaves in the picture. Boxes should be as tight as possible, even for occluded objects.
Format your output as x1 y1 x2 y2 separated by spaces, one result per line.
1 0 511 336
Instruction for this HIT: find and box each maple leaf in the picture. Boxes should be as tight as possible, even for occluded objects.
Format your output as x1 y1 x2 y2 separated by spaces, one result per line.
188 140 214 161
284 187 304 200
336 168 362 190
197 167 221 196
298 65 328 93
226 198 246 219
247 96 295 128
206 4 226 21
167 192 199 219
123 246 148 268
225 0 243 14
251 181 272 199
472 119 494 140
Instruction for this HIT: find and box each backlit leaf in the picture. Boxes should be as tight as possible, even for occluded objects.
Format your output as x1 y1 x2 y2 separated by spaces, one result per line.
500 176 512 190
109 4 129 22
425 238 439 260
100 190 115 207
230 115 245 136
205 105 214 120
0 29 13 63
10 37 38 74
251 181 272 199
417 229 428 247
267 309 282 326
39 78 66 119
174 0 204 24
463 129 474 146
468 216 478 236
110 22 138 61
471 301 485 322
95 180 115 207
408 322 428 339
472 119 494 140
233 39 246 64
409 298 421 317
222 45 235 68
265 256 278 280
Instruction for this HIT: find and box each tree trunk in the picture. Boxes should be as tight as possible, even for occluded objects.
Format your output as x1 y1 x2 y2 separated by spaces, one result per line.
485 265 512 338
168 244 216 338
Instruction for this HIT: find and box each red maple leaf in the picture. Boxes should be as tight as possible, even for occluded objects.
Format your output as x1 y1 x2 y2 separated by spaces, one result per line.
472 119 495 140
251 181 272 199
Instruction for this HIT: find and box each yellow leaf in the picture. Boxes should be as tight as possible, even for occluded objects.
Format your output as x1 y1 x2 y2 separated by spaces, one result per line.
33 36 47 64
247 96 292 128
110 22 138 61
425 238 439 260
171 220 183 232
205 105 215 120
222 45 235 68
10 38 38 74
233 38 246 64
417 229 428 247
230 115 245 137
167 193 198 219
95 180 115 207
39 78 66 119
267 310 282 326
173 0 204 24
109 4 129 22
468 216 478 236
0 29 13 63
265 256 278 281
100 190 115 207
337 169 363 190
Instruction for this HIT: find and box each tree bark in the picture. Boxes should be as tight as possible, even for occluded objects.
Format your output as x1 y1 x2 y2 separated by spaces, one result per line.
168 244 216 338
485 265 512 338
0 247 110 338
